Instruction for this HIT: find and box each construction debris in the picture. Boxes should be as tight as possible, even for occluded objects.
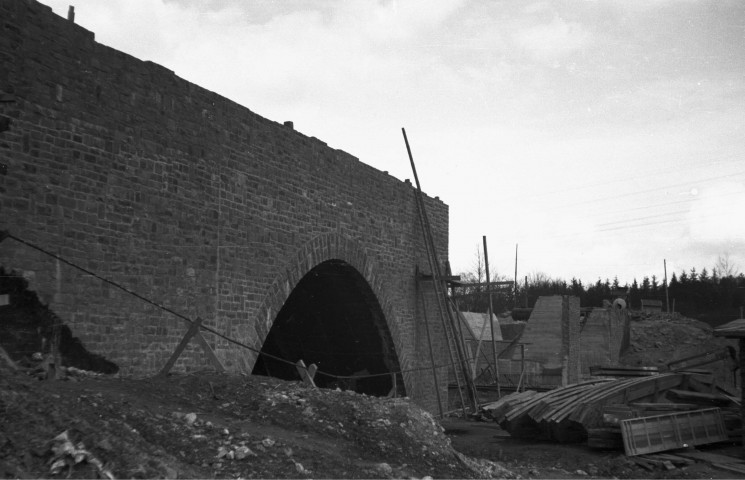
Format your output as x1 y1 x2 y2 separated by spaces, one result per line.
620 408 728 456
482 372 741 452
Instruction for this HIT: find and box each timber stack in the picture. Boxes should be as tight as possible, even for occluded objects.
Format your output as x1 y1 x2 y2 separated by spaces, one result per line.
482 372 741 455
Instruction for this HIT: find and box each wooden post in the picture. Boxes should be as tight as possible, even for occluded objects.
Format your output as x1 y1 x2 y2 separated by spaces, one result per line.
483 236 500 397
417 280 446 418
514 244 518 310
740 338 745 449
388 373 397 398
516 344 526 392
664 259 670 313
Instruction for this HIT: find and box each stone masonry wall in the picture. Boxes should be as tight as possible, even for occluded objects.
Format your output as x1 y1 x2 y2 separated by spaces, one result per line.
0 0 450 412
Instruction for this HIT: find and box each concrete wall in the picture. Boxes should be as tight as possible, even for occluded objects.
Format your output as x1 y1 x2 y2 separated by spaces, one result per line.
0 0 450 412
579 307 630 374
517 295 581 385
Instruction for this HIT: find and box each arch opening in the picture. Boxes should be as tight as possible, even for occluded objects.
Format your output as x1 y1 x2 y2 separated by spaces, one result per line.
252 259 404 397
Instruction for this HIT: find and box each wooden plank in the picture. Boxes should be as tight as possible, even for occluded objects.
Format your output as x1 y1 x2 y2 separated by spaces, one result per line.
0 345 18 371
539 382 614 422
193 330 225 372
573 374 685 424
667 389 733 406
296 360 317 388
157 317 204 377
638 456 677 470
673 450 745 465
629 402 699 411
713 463 745 475
668 349 731 371
644 453 695 466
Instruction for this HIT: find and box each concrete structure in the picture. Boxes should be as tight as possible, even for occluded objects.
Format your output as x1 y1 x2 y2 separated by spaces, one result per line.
514 296 581 386
0 0 450 412
579 307 630 375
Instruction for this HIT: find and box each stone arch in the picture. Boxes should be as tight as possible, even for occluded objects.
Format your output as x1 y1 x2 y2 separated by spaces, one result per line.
249 233 410 395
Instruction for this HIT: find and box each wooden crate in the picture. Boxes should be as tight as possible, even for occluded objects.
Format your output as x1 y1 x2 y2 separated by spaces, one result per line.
620 408 728 456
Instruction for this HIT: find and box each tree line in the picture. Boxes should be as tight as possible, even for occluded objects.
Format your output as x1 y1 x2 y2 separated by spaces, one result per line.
454 254 744 325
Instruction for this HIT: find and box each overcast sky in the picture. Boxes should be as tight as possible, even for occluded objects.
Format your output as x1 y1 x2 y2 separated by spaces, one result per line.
43 0 745 285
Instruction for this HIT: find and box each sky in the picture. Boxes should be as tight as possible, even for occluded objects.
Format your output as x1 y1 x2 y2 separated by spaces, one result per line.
42 0 745 286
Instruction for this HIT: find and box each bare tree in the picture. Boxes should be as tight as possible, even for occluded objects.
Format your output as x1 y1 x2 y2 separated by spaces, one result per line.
715 253 739 278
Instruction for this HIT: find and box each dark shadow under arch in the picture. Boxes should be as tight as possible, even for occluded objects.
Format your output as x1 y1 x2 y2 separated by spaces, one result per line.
252 259 404 396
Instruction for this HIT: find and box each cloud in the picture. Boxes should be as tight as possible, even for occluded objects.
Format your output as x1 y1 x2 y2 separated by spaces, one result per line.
513 16 592 62
688 180 745 243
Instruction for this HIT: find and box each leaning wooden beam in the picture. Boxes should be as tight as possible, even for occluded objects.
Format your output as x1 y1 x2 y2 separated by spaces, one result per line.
192 329 225 372
158 317 204 377
296 360 317 388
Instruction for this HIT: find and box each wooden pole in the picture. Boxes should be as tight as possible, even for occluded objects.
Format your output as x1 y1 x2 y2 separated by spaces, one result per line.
664 259 670 313
483 236 500 396
158 317 205 377
524 275 528 308
418 279 449 418
740 338 745 449
514 244 518 310
403 128 478 413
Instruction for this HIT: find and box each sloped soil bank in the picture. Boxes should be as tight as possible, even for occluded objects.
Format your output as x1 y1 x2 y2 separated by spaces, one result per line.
0 361 514 479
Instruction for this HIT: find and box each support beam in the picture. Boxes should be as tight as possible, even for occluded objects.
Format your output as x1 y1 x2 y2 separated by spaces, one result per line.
158 317 204 377
296 359 317 388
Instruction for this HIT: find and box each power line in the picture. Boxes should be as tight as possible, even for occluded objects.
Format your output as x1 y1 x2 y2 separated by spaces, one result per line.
527 152 744 200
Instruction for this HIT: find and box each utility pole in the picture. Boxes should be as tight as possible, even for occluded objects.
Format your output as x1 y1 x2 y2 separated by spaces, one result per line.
664 259 670 313
514 244 518 310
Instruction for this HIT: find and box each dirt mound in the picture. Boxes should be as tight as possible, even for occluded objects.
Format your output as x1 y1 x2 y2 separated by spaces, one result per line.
0 358 511 479
620 311 737 385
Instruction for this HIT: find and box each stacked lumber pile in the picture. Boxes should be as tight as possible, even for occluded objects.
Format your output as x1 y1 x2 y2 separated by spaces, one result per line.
482 372 741 449
631 450 745 475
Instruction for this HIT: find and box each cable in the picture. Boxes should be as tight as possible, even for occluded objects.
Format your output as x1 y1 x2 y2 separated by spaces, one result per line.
5 232 468 382
528 153 744 200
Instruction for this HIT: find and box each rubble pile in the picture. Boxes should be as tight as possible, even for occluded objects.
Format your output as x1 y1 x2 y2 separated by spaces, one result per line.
0 356 511 479
621 313 734 371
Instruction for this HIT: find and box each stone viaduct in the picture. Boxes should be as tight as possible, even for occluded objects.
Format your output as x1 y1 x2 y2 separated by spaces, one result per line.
0 0 450 412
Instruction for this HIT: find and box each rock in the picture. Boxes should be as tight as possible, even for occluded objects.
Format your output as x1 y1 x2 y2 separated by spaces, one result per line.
294 461 310 475
162 465 178 479
96 438 113 452
575 469 588 476
216 446 229 459
184 413 197 426
375 463 393 476
261 438 275 448
234 446 255 460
